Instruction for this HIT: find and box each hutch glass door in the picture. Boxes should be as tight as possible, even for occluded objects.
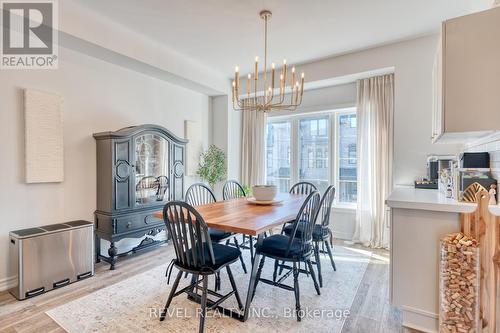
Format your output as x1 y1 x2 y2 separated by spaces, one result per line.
134 133 170 206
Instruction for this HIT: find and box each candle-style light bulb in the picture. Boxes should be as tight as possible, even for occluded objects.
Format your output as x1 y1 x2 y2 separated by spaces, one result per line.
247 73 251 97
280 74 284 96
291 67 296 88
254 56 259 82
234 66 240 90
232 81 235 103
271 63 275 89
282 59 287 88
300 72 305 96
295 81 299 103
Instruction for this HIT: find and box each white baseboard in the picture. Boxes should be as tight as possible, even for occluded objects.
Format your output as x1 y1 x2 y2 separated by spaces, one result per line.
333 230 354 240
0 275 17 292
401 306 438 333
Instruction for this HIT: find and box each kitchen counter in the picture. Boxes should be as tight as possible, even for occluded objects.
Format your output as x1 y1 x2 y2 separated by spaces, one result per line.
386 187 500 215
387 187 499 332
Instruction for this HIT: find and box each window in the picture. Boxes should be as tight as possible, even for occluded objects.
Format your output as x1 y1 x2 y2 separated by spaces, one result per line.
266 121 292 193
299 116 329 193
265 109 357 204
337 113 357 203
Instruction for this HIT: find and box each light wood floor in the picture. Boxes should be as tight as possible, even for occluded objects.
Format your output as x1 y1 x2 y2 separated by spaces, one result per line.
0 241 422 333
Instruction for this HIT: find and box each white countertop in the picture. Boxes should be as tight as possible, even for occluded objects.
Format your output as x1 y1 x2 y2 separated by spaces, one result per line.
386 187 500 215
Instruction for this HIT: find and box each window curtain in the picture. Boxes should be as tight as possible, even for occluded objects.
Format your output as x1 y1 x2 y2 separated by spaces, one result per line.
240 103 267 186
353 74 394 249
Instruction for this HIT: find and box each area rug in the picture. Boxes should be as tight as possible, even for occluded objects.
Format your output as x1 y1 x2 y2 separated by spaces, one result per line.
47 243 371 333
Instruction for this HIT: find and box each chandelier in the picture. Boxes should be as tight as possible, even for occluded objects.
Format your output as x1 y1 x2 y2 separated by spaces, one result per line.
232 10 305 112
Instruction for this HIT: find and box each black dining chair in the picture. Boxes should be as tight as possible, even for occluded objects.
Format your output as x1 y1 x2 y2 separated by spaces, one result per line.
249 191 321 322
222 180 246 200
276 181 318 274
282 185 337 287
160 201 243 333
185 183 247 278
289 181 318 196
283 181 317 227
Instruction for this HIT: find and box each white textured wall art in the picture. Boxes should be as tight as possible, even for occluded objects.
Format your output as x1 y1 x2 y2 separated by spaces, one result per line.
24 89 64 183
184 120 202 176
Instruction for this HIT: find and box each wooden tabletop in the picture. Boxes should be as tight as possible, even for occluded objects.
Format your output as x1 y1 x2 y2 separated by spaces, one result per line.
153 193 307 236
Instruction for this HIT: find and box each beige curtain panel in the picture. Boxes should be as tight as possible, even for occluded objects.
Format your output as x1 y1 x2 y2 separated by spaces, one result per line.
353 73 394 249
240 102 267 187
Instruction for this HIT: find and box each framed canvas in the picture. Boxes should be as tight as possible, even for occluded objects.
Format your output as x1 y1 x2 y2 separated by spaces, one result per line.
24 89 64 183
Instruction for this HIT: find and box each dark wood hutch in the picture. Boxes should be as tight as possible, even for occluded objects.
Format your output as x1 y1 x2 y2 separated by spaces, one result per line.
93 124 187 269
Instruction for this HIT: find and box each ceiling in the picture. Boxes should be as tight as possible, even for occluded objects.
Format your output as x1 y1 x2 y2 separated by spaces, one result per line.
74 0 489 77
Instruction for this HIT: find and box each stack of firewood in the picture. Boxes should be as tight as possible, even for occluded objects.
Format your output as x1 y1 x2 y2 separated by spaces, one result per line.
439 232 480 333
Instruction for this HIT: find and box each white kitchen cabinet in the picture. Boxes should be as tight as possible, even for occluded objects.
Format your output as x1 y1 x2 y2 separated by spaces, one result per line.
431 37 443 143
432 7 500 143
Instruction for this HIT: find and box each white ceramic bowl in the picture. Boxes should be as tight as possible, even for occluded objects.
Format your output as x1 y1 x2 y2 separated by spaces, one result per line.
252 185 277 201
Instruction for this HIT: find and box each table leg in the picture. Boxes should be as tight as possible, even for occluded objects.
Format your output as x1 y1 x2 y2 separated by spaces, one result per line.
243 233 263 322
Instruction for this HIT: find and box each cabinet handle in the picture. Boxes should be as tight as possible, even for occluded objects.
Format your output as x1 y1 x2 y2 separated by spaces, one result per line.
26 287 45 298
53 278 70 289
77 271 93 280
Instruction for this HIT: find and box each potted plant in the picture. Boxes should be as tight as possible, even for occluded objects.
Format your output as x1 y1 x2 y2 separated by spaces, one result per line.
197 145 226 189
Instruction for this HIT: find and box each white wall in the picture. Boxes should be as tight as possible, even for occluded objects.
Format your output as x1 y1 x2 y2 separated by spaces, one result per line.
0 46 210 287
269 83 356 117
210 94 242 184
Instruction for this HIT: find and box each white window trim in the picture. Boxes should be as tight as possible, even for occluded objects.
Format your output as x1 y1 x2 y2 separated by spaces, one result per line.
266 107 357 206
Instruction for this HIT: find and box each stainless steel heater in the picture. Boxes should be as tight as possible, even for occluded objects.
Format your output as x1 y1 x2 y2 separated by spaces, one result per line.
9 220 94 300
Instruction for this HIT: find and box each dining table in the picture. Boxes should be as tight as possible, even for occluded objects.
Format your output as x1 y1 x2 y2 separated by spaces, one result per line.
153 192 308 322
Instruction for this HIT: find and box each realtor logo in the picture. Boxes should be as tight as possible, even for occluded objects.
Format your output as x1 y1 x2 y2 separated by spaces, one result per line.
1 0 58 69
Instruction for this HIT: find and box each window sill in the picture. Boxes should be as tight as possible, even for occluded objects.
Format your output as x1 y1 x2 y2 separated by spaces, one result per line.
331 203 357 212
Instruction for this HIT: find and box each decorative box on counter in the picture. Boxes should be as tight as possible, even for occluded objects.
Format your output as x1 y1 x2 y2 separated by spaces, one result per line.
458 169 497 203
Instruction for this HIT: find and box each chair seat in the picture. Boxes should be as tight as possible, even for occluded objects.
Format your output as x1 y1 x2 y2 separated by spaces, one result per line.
178 243 241 271
208 228 233 242
255 234 310 259
283 222 328 241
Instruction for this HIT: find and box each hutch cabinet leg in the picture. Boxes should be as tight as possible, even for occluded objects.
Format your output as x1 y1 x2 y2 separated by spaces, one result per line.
108 242 117 270
95 234 101 263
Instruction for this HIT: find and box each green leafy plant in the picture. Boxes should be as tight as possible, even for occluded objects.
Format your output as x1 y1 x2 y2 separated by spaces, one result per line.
197 145 226 189
242 184 252 196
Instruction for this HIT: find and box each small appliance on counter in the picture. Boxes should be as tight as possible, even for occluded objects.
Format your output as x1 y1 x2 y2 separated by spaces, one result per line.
415 154 457 190
459 152 490 168
9 221 94 300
